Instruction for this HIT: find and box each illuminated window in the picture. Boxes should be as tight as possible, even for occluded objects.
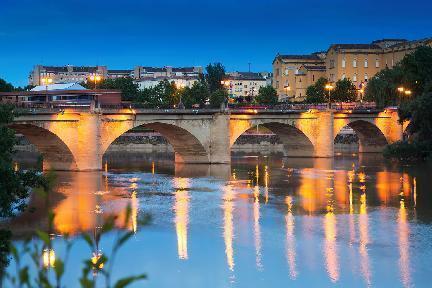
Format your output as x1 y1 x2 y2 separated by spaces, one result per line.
364 58 368 68
284 68 289 76
353 59 357 68
342 73 346 79
375 59 380 68
341 58 346 68
353 73 357 82
364 73 368 81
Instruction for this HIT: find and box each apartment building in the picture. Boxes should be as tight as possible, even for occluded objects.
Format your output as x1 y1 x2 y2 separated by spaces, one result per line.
29 65 109 86
224 72 270 100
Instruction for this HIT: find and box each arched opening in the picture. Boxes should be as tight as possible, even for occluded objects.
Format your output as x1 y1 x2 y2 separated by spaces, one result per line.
9 124 78 170
103 122 209 166
231 122 315 157
334 120 388 154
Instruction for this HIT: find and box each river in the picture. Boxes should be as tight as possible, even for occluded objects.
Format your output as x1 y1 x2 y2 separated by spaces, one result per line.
6 153 432 287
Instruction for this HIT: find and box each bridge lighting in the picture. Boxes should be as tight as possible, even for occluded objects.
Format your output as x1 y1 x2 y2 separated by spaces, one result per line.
404 90 412 96
397 87 405 93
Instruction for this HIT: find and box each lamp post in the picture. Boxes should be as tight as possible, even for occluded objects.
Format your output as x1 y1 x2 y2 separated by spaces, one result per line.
325 83 334 109
89 74 102 89
221 80 231 103
41 77 53 104
177 82 185 109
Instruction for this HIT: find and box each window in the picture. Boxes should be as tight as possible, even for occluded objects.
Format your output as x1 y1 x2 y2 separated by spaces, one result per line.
353 73 357 82
353 59 357 68
312 74 315 81
284 68 289 76
375 59 380 68
364 73 368 81
299 78 302 83
330 60 335 69
364 58 368 68
342 58 346 68
342 73 346 79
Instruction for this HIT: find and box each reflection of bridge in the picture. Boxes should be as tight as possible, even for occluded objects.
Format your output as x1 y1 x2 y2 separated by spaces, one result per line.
10 108 403 171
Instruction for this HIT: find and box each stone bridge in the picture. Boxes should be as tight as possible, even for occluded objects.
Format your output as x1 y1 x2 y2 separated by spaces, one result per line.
10 108 403 171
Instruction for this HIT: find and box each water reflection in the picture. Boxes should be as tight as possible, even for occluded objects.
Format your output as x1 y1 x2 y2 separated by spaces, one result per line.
222 185 235 271
285 196 297 279
7 154 432 287
173 178 190 260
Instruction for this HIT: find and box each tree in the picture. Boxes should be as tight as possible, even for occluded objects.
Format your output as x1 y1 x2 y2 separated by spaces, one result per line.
255 85 278 105
180 81 210 108
332 78 357 102
365 46 432 107
205 63 226 93
305 77 327 103
83 77 139 101
209 89 228 108
364 66 403 107
0 105 44 218
0 78 14 92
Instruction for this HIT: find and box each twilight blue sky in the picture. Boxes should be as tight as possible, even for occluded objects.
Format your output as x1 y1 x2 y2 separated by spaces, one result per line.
1 0 431 86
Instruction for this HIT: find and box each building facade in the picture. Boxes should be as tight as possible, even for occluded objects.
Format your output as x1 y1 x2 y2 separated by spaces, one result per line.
274 37 432 102
272 53 326 102
224 72 270 101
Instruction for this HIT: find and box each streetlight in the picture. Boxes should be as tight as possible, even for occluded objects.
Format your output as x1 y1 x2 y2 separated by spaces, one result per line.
177 82 185 109
41 77 53 104
221 80 231 103
325 83 334 109
89 74 102 89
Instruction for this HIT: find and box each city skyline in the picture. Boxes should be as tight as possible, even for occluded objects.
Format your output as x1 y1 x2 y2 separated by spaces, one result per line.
1 0 432 86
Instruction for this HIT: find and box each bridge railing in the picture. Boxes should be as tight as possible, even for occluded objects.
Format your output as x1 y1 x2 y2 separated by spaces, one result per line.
3 101 379 113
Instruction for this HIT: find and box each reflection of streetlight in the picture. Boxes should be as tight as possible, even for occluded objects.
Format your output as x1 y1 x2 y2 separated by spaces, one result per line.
325 84 334 109
41 77 53 103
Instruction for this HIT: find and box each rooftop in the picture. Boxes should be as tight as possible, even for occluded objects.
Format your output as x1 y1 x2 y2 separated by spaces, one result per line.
31 82 87 91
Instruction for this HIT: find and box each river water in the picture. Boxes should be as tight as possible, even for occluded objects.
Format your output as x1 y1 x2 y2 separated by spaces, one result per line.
7 153 432 287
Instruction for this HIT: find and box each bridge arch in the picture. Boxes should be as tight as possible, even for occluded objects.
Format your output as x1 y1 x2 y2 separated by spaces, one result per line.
102 121 210 164
334 120 389 153
9 124 78 170
230 121 315 157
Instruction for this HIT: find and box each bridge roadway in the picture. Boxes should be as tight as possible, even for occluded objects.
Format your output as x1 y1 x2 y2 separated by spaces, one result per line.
10 108 404 171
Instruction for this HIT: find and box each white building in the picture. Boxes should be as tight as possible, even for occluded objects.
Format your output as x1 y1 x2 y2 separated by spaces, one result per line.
224 72 270 100
135 76 199 90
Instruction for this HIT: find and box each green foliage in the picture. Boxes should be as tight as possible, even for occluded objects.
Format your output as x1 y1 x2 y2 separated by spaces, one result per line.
305 77 327 103
383 140 432 161
364 67 403 107
255 85 278 105
0 78 14 92
180 81 210 108
332 78 357 102
403 92 432 141
365 46 432 107
209 89 228 108
0 105 45 218
205 63 226 93
136 80 178 108
84 77 139 101
6 203 150 287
